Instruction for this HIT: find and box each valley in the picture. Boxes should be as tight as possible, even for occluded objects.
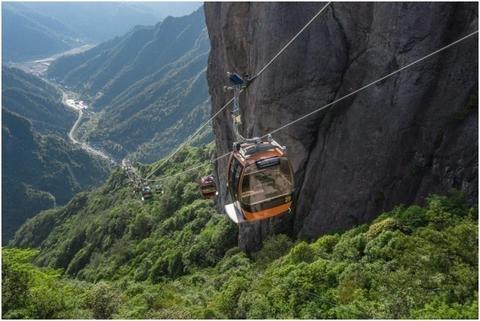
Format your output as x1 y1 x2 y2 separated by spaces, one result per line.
46 7 211 163
7 44 94 75
2 66 111 242
61 91 115 162
10 46 117 163
2 2 477 320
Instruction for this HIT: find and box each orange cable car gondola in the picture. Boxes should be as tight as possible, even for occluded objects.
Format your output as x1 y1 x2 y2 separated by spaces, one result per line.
200 175 218 199
225 136 294 224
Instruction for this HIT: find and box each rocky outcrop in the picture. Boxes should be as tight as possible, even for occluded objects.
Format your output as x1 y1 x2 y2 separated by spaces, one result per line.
205 2 478 252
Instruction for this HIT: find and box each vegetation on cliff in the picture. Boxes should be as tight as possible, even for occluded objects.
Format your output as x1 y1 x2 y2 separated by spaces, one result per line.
5 144 477 319
2 67 75 134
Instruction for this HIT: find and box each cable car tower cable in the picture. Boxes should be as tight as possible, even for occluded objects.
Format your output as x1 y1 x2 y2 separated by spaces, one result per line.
145 2 332 180
144 29 478 184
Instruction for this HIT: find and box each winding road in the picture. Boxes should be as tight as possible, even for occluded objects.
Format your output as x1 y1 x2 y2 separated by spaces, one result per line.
11 45 116 164
61 92 112 161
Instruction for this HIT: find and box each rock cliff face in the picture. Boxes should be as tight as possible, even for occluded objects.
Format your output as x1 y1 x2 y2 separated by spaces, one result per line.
204 2 478 252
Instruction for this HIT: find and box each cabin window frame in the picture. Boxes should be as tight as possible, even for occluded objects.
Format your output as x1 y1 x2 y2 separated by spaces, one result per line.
238 156 294 210
228 155 243 200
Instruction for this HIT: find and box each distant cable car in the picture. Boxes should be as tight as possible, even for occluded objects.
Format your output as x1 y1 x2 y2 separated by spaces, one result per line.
200 175 218 199
154 184 163 194
141 186 153 201
225 136 294 223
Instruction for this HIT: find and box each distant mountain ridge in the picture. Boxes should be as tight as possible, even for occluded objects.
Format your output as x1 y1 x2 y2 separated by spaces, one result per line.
2 2 201 63
47 8 211 163
2 67 75 134
2 4 81 62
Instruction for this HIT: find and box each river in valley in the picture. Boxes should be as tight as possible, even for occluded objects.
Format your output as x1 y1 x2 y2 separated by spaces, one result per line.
10 46 116 164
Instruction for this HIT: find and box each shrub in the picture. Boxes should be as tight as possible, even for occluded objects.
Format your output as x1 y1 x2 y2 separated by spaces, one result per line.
86 282 122 319
254 234 293 267
287 242 315 264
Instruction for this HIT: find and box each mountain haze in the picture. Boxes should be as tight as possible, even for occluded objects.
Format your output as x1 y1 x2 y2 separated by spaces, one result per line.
18 2 202 43
2 67 75 134
2 69 110 242
2 3 81 62
47 8 210 162
3 3 478 320
2 2 201 63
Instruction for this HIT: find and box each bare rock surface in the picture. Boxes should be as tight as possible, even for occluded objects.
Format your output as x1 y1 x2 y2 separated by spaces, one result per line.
204 2 478 252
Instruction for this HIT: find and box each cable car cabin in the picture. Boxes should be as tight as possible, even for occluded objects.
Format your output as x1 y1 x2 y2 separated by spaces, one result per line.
225 138 294 224
200 175 218 199
154 184 163 194
141 186 153 201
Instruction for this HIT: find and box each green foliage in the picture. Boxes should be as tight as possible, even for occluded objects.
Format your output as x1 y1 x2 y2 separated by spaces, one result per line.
2 248 90 319
288 241 316 264
7 142 478 319
86 282 122 319
2 71 110 243
13 145 236 284
215 276 250 318
253 234 293 267
47 9 210 163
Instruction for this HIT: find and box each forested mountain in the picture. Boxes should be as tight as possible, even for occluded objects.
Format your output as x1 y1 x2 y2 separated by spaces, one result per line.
2 3 80 62
3 3 478 320
2 110 110 242
2 69 110 242
2 2 201 63
15 2 201 44
47 8 210 163
2 67 75 134
8 145 478 318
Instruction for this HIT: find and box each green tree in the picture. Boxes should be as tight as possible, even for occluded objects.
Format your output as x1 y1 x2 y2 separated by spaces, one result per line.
86 282 122 319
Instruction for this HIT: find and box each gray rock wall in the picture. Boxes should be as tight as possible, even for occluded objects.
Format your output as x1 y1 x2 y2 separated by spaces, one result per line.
204 2 478 252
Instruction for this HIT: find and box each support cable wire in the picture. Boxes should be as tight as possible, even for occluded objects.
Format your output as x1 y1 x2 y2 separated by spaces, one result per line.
145 30 478 184
249 1 331 81
145 2 332 179
262 30 479 138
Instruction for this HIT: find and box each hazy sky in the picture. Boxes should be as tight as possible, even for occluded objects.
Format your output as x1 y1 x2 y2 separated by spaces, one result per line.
7 2 204 20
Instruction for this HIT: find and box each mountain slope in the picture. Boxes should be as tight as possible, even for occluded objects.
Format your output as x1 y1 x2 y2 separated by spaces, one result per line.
9 145 478 318
17 2 201 44
2 67 76 134
47 8 210 163
205 2 478 251
12 145 236 279
2 3 82 62
2 2 200 63
2 109 110 242
2 70 111 242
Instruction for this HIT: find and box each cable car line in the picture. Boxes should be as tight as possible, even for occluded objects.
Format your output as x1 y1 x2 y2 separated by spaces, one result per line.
262 29 479 138
249 1 331 82
145 2 332 180
145 96 234 179
143 29 478 185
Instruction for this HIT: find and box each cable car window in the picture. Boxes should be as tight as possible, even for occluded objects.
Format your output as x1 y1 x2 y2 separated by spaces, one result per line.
256 157 280 169
240 157 293 206
229 157 242 198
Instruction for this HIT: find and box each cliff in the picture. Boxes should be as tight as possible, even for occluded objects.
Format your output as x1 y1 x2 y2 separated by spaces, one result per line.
204 2 478 251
